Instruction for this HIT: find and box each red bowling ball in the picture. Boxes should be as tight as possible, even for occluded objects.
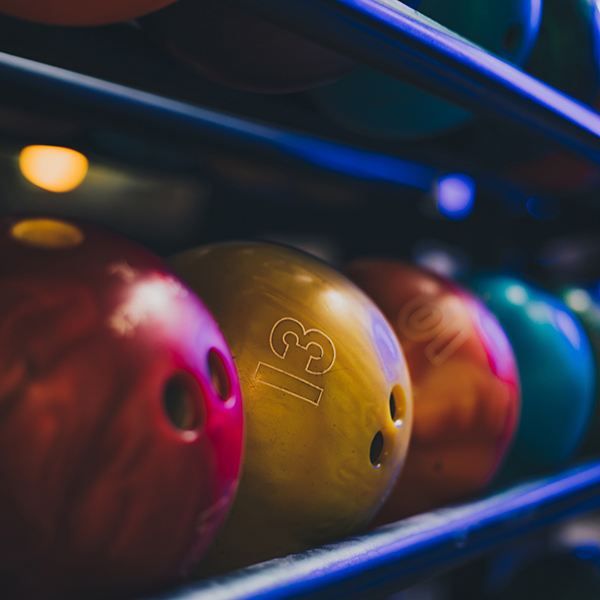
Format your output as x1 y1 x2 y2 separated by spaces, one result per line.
0 0 177 26
504 150 600 194
0 218 244 599
346 259 520 522
138 0 356 93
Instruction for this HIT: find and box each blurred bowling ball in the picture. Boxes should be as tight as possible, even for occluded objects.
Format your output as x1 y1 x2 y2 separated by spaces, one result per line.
137 0 357 93
0 0 177 25
309 0 541 139
0 218 244 599
464 272 596 480
170 242 413 572
558 285 600 457
346 260 520 522
500 0 600 191
526 0 600 105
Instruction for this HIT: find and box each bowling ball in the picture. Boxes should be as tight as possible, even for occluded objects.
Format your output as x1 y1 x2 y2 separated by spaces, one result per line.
170 242 413 573
558 285 600 457
345 260 520 522
526 0 600 105
0 218 244 599
499 0 600 192
137 0 357 93
464 272 596 480
0 0 177 25
309 0 541 139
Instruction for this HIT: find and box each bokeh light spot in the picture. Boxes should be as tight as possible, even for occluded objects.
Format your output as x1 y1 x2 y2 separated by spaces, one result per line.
564 288 592 313
505 284 528 306
11 218 84 249
436 173 475 220
19 145 88 193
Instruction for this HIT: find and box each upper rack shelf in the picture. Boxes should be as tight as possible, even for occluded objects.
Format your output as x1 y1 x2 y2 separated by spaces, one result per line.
0 0 599 202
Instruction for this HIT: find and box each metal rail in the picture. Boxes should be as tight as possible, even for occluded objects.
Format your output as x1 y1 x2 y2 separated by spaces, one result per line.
144 460 600 600
0 46 574 202
232 0 600 164
0 51 440 190
0 1 598 188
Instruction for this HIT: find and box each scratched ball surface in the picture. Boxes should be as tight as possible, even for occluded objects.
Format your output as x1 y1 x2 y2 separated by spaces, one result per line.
137 0 356 93
0 0 177 25
465 273 596 479
0 217 244 599
170 242 413 572
346 260 520 522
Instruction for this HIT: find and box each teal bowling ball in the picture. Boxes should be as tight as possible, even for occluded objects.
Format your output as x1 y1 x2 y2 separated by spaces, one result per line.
526 0 600 105
559 285 600 457
420 0 542 66
310 71 472 140
309 0 542 140
464 273 596 479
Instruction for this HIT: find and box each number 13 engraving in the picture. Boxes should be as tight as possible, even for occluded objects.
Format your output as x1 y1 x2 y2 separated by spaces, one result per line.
254 317 336 406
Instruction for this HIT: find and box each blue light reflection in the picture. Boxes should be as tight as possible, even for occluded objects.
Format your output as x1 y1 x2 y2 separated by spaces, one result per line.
280 135 435 190
437 173 475 220
526 195 559 220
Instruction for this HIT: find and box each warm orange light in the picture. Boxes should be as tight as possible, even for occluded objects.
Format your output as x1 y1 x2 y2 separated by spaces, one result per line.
19 145 88 193
11 219 85 249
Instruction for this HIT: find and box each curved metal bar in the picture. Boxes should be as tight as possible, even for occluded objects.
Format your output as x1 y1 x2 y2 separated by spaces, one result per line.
0 51 436 190
232 0 600 164
145 460 600 600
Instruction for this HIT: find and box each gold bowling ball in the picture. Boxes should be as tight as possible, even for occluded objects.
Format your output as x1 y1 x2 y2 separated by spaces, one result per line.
170 242 413 573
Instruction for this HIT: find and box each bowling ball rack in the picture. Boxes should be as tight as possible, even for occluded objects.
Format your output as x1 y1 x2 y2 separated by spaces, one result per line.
143 461 600 600
0 1 600 598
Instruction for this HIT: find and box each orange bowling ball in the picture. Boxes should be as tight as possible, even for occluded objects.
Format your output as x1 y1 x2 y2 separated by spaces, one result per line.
0 0 176 26
346 259 520 522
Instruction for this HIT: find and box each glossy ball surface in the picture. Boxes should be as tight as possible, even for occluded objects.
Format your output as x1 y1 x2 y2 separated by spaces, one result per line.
465 273 596 479
309 0 541 140
346 260 520 522
0 218 244 599
0 0 177 25
559 285 600 457
170 242 413 572
138 0 356 93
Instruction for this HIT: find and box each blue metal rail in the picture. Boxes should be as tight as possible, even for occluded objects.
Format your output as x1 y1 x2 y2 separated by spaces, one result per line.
0 1 599 171
0 50 536 202
143 460 600 600
0 51 442 190
233 0 600 164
